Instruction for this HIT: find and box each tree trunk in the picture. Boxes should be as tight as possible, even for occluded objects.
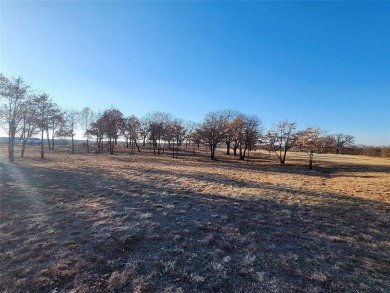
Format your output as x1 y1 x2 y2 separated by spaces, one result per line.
8 134 15 163
226 142 230 155
8 119 18 163
239 147 244 160
134 140 140 152
108 138 114 155
240 147 247 160
40 127 44 159
210 145 216 160
86 138 89 153
46 129 51 150
20 123 26 158
71 135 75 154
97 138 102 153
281 147 287 164
21 141 26 158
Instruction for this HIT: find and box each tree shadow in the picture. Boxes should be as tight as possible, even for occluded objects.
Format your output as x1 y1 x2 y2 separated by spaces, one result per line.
1 160 389 292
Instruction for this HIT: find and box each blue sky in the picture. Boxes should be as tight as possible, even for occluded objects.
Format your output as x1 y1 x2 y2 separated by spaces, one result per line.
1 1 389 145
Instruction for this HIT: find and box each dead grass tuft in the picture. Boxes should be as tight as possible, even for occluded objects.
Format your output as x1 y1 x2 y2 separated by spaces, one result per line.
218 241 233 252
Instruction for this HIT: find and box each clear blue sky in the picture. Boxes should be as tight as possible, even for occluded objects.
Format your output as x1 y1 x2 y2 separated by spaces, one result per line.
1 1 389 145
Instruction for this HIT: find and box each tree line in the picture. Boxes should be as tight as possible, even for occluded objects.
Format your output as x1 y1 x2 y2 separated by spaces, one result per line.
2 74 386 168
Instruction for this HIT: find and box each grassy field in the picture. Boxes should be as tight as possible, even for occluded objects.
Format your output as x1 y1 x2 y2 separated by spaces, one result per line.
1 144 389 292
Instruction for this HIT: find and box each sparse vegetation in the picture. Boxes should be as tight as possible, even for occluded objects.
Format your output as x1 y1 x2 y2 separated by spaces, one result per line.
1 144 389 292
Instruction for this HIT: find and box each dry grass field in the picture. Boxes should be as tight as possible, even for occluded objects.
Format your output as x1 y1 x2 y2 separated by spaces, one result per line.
1 144 389 292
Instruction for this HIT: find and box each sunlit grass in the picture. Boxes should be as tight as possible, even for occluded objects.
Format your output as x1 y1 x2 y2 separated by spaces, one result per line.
1 144 389 292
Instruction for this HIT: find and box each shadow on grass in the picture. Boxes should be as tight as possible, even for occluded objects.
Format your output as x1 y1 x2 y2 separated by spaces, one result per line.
1 160 389 292
108 148 390 180
28 144 390 178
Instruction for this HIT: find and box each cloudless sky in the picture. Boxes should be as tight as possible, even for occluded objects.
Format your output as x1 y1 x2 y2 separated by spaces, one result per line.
1 1 389 145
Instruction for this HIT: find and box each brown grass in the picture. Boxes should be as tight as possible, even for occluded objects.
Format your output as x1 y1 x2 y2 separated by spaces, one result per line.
1 144 389 292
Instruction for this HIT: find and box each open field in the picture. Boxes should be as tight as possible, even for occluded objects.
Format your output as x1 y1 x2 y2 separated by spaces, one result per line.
1 144 390 292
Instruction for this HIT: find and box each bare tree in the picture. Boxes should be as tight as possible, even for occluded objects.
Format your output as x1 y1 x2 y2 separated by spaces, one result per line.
122 115 141 152
80 107 94 153
222 110 240 155
57 109 80 153
162 119 175 148
0 74 29 163
122 116 132 149
238 115 262 160
65 109 80 154
99 108 124 155
268 120 298 164
262 131 277 157
184 121 197 148
19 96 39 158
296 127 324 169
87 112 105 153
129 115 141 152
140 115 151 147
229 115 244 157
171 119 186 158
227 114 262 160
33 93 52 159
45 103 63 150
332 133 355 154
197 111 228 160
190 124 202 149
147 112 171 155
320 135 335 154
